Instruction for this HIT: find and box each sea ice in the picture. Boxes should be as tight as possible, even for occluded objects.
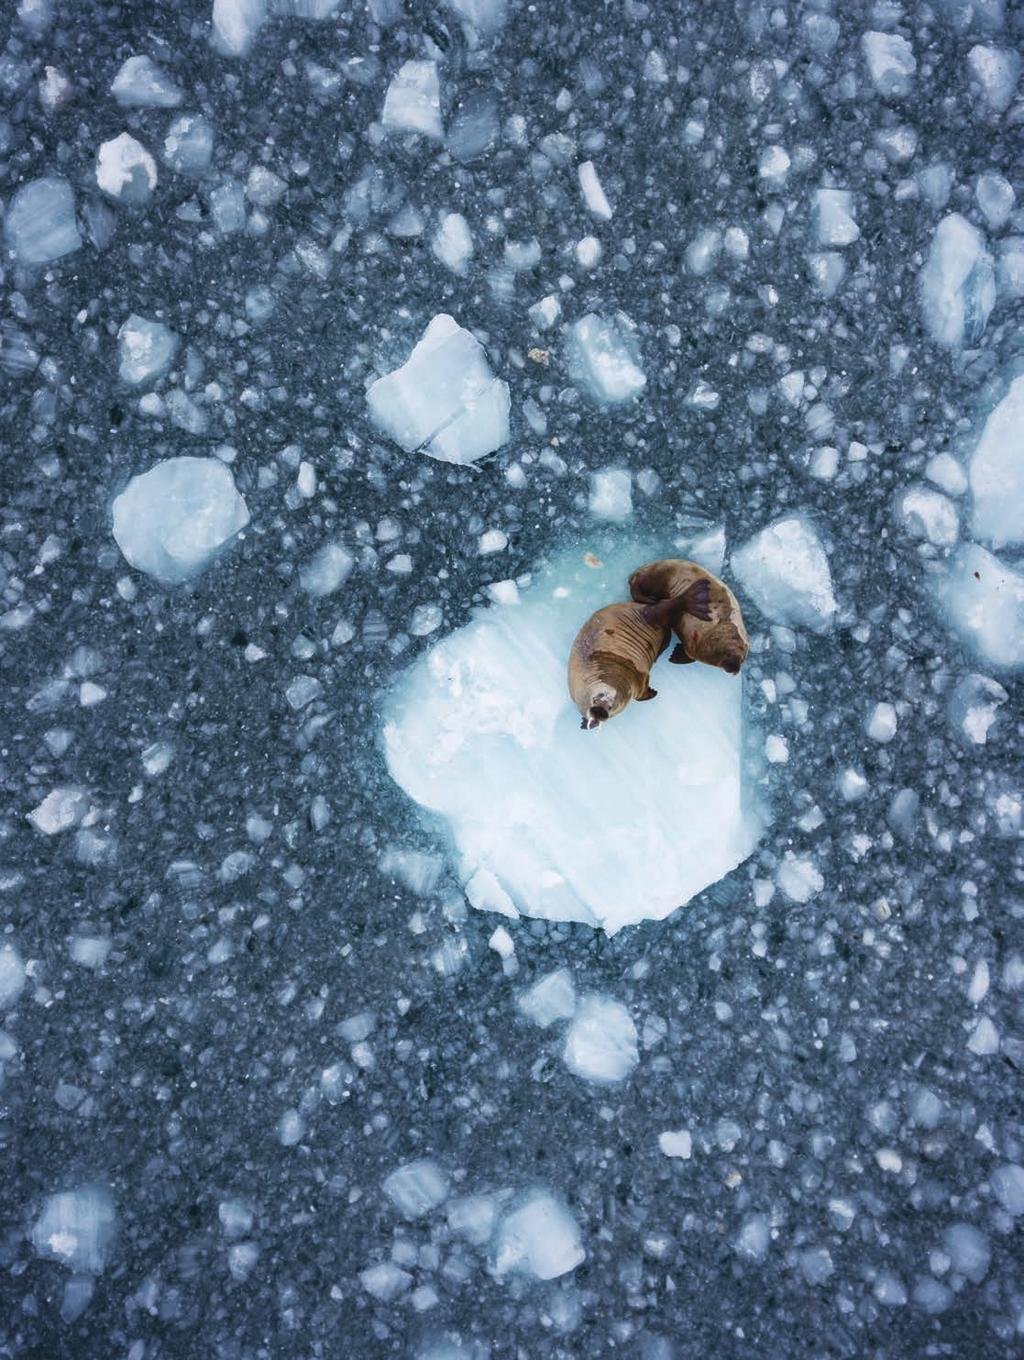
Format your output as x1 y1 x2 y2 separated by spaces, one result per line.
967 44 1020 111
949 673 1007 744
976 172 1015 229
991 1164 1024 1215
578 161 613 220
933 543 1024 670
382 542 765 933
432 213 473 274
4 176 81 265
117 314 179 386
0 944 26 1008
731 515 836 634
861 31 916 96
96 133 157 204
943 1224 991 1282
382 61 443 139
919 214 995 349
897 485 959 547
360 1261 411 1300
383 1159 449 1218
163 115 215 175
446 0 506 35
491 1191 585 1281
212 0 267 56
563 995 638 1084
32 1186 116 1273
813 189 859 247
112 457 250 585
300 542 353 597
28 786 89 834
111 55 183 107
564 313 646 405
589 468 632 520
517 969 577 1028
969 375 1024 548
366 314 510 464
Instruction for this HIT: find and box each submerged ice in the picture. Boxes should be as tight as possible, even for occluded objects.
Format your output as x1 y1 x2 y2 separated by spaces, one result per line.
383 542 765 933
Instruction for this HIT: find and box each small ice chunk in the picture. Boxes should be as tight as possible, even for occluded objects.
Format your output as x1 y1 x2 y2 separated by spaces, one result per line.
948 673 1007 744
118 314 179 387
367 314 510 465
777 855 824 904
111 56 183 108
492 1191 585 1281
919 214 995 349
686 228 721 276
967 44 1020 112
96 133 157 204
807 252 846 298
814 189 859 247
967 1015 999 1054
68 935 111 969
578 161 612 220
970 375 1024 549
897 485 959 546
28 786 89 834
517 969 577 1028
360 1261 411 1300
382 61 443 139
758 144 790 183
976 172 1015 230
383 1159 449 1218
990 1164 1024 1215
212 0 268 57
447 91 498 162
565 313 646 406
447 1194 499 1246
246 166 286 207
32 1186 115 1274
735 1214 771 1261
862 31 916 96
999 238 1024 298
163 114 214 175
563 995 638 1084
926 453 968 497
112 457 249 585
300 542 353 598
0 944 26 1008
529 295 561 331
209 179 246 233
866 702 898 743
445 0 507 36
933 543 1024 670
943 1224 990 1282
589 468 632 521
658 1130 692 1159
575 235 602 269
432 213 473 274
732 515 836 634
4 176 81 264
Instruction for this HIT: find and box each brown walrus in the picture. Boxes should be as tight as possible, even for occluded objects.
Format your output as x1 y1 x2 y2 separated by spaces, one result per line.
628 559 749 675
568 581 711 730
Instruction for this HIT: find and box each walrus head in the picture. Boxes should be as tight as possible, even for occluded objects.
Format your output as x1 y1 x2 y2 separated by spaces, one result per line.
689 620 749 677
580 686 616 730
582 703 610 730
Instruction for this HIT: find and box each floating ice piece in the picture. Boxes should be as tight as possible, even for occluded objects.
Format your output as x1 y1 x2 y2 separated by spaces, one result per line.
383 1159 449 1218
862 31 916 96
209 179 246 233
933 543 1024 670
731 515 836 634
96 133 157 204
0 944 26 1008
382 542 765 933
117 314 179 386
112 457 250 585
865 702 898 743
735 1214 771 1262
300 542 353 597
360 1261 411 1300
991 1163 1024 1215
565 313 646 406
563 995 638 1084
969 375 1024 549
897 485 959 546
111 55 183 107
949 673 1008 744
529 295 561 331
4 176 81 265
32 1186 115 1274
943 1224 991 1282
976 172 1015 230
517 969 576 1028
807 251 847 298
448 92 498 162
446 0 506 36
273 0 342 14
589 468 632 520
28 786 89 834
926 453 968 497
777 854 824 904
212 0 267 56
492 1191 584 1281
382 61 443 139
686 228 721 275
432 213 473 274
814 189 859 247
578 161 612 220
919 214 995 349
659 1129 692 1159
366 314 510 464
447 1193 499 1246
163 114 215 175
967 44 1020 111
999 238 1024 299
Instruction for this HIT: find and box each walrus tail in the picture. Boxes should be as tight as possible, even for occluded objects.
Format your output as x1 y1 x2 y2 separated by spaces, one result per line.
641 579 711 627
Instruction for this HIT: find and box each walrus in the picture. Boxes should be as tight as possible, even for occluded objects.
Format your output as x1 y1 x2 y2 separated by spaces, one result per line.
628 559 749 675
568 581 711 730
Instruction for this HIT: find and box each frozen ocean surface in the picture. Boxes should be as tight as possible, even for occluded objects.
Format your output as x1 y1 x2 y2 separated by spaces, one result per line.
1 1 1023 1358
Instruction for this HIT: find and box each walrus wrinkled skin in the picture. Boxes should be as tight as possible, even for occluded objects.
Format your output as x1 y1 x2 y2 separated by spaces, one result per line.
629 558 749 676
568 581 711 730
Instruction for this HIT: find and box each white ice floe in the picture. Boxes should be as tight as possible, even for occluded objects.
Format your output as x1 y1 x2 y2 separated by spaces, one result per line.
0 944 26 1009
933 543 1024 670
578 160 613 220
969 375 1024 549
967 44 1020 112
111 55 183 107
563 994 638 1084
382 61 443 139
300 542 353 597
432 213 473 274
919 213 995 349
117 314 179 386
517 969 577 1028
897 485 959 547
813 189 859 247
112 457 250 585
32 1186 116 1274
564 313 646 406
589 468 632 520
491 1191 584 1281
861 31 916 96
383 1159 449 1218
949 672 1007 745
4 176 81 265
96 133 157 204
731 515 836 634
163 114 215 175
28 786 89 835
212 0 267 56
382 541 765 933
366 314 509 464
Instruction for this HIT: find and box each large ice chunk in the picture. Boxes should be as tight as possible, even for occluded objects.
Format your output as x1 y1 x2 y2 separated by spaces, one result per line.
933 544 1024 671
117 314 179 386
967 44 1020 112
212 0 267 55
920 214 995 349
565 313 646 406
5 176 81 265
111 56 183 108
563 995 638 1083
491 1191 585 1281
382 542 765 933
32 1186 116 1274
969 375 1024 549
366 314 510 464
382 61 443 139
731 515 836 634
112 457 250 585
861 31 916 96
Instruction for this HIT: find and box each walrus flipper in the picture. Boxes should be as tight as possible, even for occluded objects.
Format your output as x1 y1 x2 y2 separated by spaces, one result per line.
637 685 658 701
641 580 711 628
669 643 694 664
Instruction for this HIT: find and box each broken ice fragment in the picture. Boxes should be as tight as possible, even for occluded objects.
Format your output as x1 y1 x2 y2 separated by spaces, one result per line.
897 485 959 547
32 1186 115 1274
517 969 576 1028
777 854 824 903
383 1159 449 1218
163 114 214 175
111 55 183 107
0 944 26 1008
991 1164 1024 1215
969 375 1024 549
300 542 353 597
861 31 916 96
382 61 443 139
731 515 836 634
919 213 995 349
112 457 250 585
967 44 1020 112
96 133 157 204
491 1191 584 1280
578 160 612 220
28 786 89 834
445 0 506 36
4 175 81 264
976 172 1015 230
212 0 267 56
933 543 1024 671
117 314 179 386
565 313 646 406
366 314 510 465
432 212 473 274
563 995 638 1084
949 673 1008 745
813 189 859 247
360 1261 411 1300
589 468 632 520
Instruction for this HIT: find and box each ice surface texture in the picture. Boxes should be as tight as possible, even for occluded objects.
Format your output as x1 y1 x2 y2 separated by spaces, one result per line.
383 542 765 933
